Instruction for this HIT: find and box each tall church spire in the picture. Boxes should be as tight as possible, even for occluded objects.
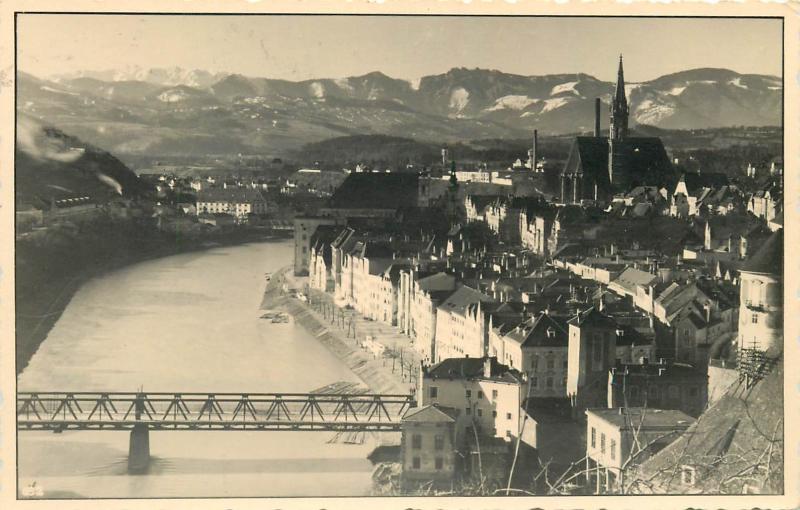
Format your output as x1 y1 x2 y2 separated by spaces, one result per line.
609 54 629 141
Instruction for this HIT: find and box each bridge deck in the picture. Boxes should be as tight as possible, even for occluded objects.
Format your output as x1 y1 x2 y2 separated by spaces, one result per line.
17 392 414 432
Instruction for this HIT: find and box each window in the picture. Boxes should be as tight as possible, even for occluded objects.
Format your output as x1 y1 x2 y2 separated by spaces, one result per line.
302 247 307 254
492 410 497 418
689 387 699 397
434 435 445 450
411 434 422 449
412 457 421 469
531 377 538 388
751 314 759 324
563 360 569 369
435 457 444 470
669 385 680 399
530 356 539 370
547 358 555 370
466 390 472 399
492 389 498 400
591 427 596 448
546 377 554 388
600 433 606 454
429 387 438 399
477 409 483 417
466 407 471 415
681 465 696 486
610 439 616 460
477 391 483 399
506 430 512 438
506 412 512 420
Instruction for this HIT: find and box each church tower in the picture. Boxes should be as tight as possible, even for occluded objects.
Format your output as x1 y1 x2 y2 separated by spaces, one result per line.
608 55 629 190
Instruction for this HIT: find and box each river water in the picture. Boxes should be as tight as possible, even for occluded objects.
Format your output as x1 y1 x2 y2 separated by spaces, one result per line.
17 240 377 498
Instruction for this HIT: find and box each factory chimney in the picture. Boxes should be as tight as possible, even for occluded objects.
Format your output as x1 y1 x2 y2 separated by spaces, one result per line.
441 147 449 167
594 98 601 137
531 129 538 171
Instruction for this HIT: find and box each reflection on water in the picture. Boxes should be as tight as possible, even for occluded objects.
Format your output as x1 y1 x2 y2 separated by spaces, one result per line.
18 241 376 497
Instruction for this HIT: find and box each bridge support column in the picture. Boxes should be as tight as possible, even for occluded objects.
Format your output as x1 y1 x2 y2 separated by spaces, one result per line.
128 424 150 474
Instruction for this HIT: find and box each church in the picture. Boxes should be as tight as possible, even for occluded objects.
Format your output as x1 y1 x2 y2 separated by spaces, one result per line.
560 56 675 204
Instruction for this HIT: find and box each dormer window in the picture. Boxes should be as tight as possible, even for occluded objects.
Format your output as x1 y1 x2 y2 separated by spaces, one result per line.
546 327 555 338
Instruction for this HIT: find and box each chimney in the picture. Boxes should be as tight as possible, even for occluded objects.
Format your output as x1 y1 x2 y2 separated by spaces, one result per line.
483 357 492 378
532 129 538 171
594 98 601 137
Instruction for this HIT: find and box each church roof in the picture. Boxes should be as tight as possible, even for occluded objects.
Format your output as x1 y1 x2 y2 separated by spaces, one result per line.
562 136 674 193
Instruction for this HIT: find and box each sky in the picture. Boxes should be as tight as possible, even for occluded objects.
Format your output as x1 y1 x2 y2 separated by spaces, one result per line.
17 15 783 82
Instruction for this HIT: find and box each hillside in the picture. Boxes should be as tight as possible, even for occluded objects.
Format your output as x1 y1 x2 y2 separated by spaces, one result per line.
19 66 782 160
16 115 150 208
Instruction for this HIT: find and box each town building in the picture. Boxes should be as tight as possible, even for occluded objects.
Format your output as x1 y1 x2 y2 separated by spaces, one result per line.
400 404 459 488
195 188 268 220
407 271 458 363
607 361 708 417
736 229 782 353
418 357 525 441
434 286 497 361
566 308 620 415
585 407 694 493
489 312 570 398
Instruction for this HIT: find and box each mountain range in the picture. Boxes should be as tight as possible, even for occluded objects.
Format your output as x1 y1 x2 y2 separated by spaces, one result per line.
19 66 782 160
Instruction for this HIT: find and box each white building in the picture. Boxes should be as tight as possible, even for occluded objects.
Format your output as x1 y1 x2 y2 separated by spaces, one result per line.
736 230 782 353
585 408 693 493
419 357 525 441
196 188 268 220
489 312 570 398
435 286 497 361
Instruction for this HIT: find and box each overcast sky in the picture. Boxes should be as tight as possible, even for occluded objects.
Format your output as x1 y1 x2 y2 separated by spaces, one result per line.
18 15 782 82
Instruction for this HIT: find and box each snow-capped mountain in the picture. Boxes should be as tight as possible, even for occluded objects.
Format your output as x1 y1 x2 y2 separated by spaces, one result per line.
19 67 781 157
51 66 229 88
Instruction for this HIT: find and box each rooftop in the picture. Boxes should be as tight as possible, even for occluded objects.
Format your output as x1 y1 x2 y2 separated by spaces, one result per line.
586 407 695 431
741 229 782 275
425 356 523 385
402 404 458 424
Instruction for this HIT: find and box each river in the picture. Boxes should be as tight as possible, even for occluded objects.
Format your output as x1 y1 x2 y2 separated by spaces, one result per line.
17 240 378 498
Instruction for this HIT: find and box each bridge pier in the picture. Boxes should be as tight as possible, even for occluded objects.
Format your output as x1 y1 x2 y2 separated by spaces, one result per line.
128 424 150 474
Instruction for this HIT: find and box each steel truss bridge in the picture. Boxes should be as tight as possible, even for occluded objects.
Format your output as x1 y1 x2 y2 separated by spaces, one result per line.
17 392 415 432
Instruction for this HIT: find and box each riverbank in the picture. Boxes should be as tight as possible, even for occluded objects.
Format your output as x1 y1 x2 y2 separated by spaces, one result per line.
16 227 292 375
262 273 414 397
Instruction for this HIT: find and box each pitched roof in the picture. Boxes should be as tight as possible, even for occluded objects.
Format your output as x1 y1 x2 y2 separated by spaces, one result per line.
328 173 419 210
402 404 457 423
563 136 675 194
741 229 782 275
612 267 659 294
504 313 569 348
678 172 729 195
197 188 265 202
587 407 694 431
568 307 617 328
425 356 523 384
437 285 496 315
417 272 457 292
